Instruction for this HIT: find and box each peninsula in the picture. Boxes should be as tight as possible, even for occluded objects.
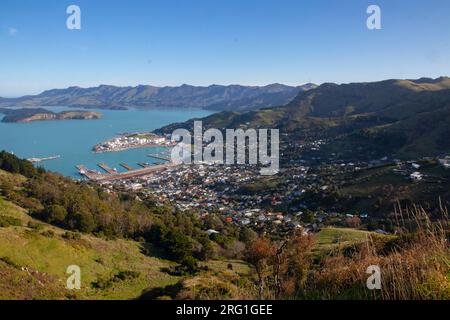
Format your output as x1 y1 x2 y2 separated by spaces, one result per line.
93 132 175 153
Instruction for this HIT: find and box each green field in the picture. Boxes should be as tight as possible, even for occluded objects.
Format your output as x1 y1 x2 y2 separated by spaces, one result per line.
314 227 389 253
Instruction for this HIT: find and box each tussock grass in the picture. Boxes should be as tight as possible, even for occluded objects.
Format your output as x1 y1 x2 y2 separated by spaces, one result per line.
305 206 449 300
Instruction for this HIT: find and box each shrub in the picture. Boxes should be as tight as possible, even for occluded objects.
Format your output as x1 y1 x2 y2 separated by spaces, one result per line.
27 220 44 231
62 231 82 240
42 204 67 225
41 229 55 237
92 270 141 289
0 215 22 227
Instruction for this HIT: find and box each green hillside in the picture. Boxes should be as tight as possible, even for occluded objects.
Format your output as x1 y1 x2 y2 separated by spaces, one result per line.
156 77 450 159
0 194 180 300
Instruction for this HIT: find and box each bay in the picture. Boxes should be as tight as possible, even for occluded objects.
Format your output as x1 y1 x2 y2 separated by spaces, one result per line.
0 107 212 178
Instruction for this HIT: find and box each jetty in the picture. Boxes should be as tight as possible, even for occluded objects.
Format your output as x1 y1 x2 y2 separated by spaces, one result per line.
138 162 151 168
76 165 103 180
98 163 116 174
27 155 60 163
147 154 171 162
95 163 175 182
120 163 134 171
76 162 176 182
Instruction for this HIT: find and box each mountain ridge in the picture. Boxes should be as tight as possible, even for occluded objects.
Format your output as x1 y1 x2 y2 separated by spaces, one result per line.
155 77 450 159
0 83 316 111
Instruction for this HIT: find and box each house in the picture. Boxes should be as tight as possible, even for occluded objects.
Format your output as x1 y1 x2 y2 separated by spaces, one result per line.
206 229 220 236
128 183 143 191
439 157 450 169
410 171 423 181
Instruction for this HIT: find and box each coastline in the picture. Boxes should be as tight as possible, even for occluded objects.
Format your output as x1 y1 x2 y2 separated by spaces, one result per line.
92 143 176 154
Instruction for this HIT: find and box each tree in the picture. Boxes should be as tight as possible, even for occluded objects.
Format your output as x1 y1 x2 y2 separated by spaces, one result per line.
197 235 215 261
245 237 275 299
67 211 95 233
302 210 315 224
163 229 193 262
43 204 67 225
239 227 257 244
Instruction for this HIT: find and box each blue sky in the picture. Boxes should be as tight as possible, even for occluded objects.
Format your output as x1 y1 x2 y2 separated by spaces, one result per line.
0 0 449 97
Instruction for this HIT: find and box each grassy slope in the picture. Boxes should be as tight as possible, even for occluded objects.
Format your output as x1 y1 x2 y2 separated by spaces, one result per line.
0 195 180 300
0 169 252 300
314 227 390 253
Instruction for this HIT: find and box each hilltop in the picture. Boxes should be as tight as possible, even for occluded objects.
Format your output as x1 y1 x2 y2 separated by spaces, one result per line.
0 83 316 112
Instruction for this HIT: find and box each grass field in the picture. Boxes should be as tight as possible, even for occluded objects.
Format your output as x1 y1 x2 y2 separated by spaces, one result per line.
314 227 389 253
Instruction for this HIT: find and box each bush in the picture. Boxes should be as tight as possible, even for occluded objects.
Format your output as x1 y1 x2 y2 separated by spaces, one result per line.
62 231 82 240
180 256 199 275
92 270 141 289
41 230 55 238
41 204 67 225
27 220 44 231
0 215 22 227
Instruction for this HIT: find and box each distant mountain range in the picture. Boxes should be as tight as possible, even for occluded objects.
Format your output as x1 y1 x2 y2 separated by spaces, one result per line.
0 83 316 111
156 77 450 159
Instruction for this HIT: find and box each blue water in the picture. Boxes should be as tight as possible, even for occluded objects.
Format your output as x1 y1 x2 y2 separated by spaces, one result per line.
0 107 212 178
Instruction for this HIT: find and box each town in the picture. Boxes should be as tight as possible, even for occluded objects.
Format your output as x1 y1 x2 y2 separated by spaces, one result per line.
93 132 175 153
92 137 450 237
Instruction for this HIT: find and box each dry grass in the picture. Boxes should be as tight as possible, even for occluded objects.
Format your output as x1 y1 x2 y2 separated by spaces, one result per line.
305 206 449 300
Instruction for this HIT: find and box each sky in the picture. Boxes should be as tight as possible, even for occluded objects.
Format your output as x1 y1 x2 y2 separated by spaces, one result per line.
0 0 449 97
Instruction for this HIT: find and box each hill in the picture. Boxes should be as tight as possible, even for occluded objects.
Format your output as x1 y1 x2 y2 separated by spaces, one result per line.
0 83 316 111
155 77 450 159
0 193 180 299
0 108 101 123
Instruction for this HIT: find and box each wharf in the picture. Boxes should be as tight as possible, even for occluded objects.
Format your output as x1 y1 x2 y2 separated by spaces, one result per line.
98 163 116 174
120 163 134 171
147 154 171 162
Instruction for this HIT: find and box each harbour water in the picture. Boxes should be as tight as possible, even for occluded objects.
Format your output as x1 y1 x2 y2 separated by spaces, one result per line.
0 107 212 178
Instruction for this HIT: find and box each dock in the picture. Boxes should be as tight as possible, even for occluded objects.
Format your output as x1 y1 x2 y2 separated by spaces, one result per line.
147 154 171 162
98 163 116 174
27 155 60 163
76 165 103 180
95 163 176 182
76 162 176 182
120 163 134 171
138 163 151 168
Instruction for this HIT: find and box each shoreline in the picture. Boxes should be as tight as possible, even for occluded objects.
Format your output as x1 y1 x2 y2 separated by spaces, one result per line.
92 143 176 154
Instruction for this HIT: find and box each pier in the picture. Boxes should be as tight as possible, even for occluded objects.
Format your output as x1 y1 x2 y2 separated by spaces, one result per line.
98 163 116 174
76 163 176 182
94 163 176 182
138 162 151 168
76 165 103 180
147 154 171 162
27 155 60 163
120 163 134 171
